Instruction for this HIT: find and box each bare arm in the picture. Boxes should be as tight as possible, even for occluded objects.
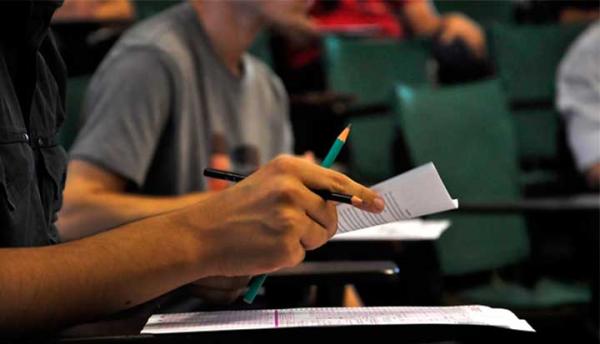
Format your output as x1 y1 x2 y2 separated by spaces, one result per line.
403 0 486 58
402 0 443 37
1 156 384 336
57 160 213 241
0 208 208 334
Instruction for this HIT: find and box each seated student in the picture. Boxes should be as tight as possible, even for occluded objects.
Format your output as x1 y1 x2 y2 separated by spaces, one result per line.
310 0 486 58
557 20 600 189
0 0 384 336
60 0 317 239
59 0 325 304
277 0 487 95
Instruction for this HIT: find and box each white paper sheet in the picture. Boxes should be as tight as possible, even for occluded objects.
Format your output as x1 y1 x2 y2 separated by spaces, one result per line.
141 305 534 334
331 219 450 241
337 163 458 233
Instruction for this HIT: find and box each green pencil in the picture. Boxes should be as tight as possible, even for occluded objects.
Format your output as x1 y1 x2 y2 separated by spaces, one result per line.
321 124 351 168
243 124 352 304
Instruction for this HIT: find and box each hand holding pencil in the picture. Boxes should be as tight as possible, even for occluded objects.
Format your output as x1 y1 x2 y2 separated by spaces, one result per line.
202 126 384 303
198 154 384 280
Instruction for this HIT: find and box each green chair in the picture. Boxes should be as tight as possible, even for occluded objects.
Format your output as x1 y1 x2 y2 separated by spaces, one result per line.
322 36 429 184
394 79 529 276
490 23 589 189
433 0 514 26
393 79 590 308
323 36 429 106
132 0 180 20
60 75 91 151
490 23 587 104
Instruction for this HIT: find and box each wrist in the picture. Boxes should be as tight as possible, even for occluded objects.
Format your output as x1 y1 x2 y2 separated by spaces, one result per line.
163 205 219 279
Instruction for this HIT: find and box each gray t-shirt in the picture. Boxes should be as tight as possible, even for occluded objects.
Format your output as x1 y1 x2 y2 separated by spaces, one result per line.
70 3 292 195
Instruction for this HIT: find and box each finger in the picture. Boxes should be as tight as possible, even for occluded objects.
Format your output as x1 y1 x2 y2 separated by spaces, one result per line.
302 151 316 164
269 156 384 213
291 181 338 237
298 213 333 250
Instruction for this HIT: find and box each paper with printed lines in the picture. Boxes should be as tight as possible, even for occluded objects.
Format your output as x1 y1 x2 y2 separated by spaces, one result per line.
336 162 458 234
141 305 534 334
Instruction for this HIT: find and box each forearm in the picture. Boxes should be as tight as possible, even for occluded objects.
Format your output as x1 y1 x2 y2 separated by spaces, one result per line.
403 0 442 37
0 210 209 335
58 189 213 241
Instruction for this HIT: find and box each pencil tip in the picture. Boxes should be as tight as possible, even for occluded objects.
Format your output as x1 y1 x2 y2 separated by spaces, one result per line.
338 124 352 142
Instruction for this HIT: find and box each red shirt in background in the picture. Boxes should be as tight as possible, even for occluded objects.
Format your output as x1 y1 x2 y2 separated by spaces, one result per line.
310 0 424 38
287 0 423 69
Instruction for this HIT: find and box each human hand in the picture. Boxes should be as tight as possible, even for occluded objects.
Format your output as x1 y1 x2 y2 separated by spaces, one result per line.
189 155 384 277
187 276 251 304
439 13 486 59
302 151 316 164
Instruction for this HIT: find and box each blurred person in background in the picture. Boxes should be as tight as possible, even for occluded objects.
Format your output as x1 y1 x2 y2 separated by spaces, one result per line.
276 0 487 94
556 20 600 337
311 0 486 58
557 20 600 190
59 0 316 303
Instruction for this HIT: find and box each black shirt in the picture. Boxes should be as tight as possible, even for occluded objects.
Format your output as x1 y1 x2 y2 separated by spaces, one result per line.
0 1 67 247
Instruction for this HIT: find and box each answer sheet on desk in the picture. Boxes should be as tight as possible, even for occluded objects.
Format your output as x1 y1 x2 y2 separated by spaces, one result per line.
336 162 458 234
141 306 535 334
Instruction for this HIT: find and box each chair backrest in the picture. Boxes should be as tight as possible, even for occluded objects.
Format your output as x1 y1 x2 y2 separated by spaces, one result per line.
489 23 587 189
60 75 92 151
490 23 588 104
393 79 530 275
433 0 514 26
322 36 429 183
346 115 396 184
323 36 429 106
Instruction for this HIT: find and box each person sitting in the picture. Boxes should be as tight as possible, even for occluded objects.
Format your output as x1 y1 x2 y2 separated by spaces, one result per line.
0 0 384 336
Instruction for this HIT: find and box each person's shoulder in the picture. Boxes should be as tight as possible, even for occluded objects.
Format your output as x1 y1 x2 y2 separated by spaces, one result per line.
570 22 600 54
113 3 194 59
559 22 600 76
564 22 600 61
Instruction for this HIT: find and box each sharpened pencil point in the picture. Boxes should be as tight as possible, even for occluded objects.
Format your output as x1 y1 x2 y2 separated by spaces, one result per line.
338 124 352 142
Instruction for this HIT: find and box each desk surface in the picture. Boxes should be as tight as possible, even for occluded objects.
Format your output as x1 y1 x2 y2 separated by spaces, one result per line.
271 260 399 277
460 194 600 213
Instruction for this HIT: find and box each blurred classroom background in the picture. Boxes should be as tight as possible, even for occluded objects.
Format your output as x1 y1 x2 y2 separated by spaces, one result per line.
51 1 599 343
